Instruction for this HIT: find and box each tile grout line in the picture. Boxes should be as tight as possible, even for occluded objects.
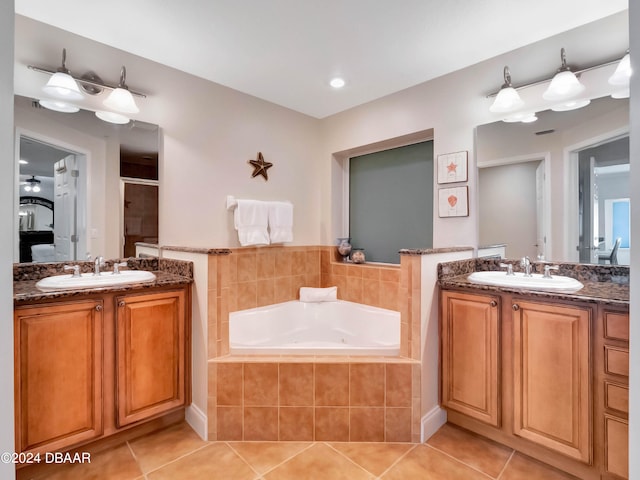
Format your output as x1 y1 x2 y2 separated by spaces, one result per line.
227 441 316 477
125 440 147 480
495 449 515 480
223 441 267 479
139 443 212 477
374 442 419 478
424 443 496 479
324 441 388 477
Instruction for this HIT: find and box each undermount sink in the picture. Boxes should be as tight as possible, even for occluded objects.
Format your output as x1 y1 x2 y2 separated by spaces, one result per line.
36 270 157 291
467 271 584 293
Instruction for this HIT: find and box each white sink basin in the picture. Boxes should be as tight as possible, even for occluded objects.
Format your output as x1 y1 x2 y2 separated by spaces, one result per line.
36 270 157 291
467 271 583 293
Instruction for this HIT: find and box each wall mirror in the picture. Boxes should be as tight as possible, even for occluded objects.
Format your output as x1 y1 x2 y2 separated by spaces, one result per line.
15 94 160 263
476 95 629 265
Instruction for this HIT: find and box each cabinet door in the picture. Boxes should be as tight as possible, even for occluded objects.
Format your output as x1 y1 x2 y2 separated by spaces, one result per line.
116 290 186 427
15 300 103 454
441 290 500 426
512 300 591 463
604 415 628 479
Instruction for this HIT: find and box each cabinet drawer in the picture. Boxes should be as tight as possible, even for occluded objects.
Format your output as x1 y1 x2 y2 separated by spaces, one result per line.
603 311 629 341
605 346 629 377
604 415 628 479
604 382 629 415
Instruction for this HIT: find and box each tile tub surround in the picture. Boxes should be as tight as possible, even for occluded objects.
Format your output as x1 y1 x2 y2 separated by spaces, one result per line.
205 246 420 360
438 258 629 305
209 359 421 443
202 245 424 443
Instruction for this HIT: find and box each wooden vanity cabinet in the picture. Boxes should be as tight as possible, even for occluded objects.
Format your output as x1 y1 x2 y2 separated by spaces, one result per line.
440 290 500 427
511 299 591 463
440 287 599 479
596 306 629 479
14 286 190 459
14 299 104 455
116 290 186 427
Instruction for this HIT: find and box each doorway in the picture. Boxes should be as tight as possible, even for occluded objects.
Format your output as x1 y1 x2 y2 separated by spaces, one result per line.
17 135 86 263
122 180 158 257
576 136 630 265
478 157 548 260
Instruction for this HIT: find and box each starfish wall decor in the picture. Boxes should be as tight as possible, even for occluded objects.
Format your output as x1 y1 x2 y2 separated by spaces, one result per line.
248 152 273 180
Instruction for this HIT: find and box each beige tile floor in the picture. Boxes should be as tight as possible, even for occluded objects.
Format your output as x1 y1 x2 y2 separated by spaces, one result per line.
24 422 581 480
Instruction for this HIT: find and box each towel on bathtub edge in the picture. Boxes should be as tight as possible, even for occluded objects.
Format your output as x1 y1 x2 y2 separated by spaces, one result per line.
299 286 338 302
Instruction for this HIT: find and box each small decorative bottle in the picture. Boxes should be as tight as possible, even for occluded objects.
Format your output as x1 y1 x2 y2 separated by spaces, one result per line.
351 248 366 264
336 237 352 262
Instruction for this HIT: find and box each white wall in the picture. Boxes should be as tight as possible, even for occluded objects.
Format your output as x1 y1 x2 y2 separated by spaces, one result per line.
1 2 16 479
15 16 323 251
628 1 639 477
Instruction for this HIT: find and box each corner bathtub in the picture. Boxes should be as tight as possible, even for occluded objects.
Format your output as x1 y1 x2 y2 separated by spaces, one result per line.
229 300 400 356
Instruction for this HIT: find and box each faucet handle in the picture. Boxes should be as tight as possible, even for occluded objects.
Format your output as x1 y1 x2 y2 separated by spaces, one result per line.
499 263 514 276
113 261 128 274
543 265 560 278
63 265 81 277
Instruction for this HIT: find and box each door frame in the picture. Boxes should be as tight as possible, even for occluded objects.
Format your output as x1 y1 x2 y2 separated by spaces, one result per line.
476 151 551 260
14 128 88 262
563 127 629 263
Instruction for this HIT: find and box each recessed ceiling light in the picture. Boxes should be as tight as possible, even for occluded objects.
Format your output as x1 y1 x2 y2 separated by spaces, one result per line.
329 77 345 89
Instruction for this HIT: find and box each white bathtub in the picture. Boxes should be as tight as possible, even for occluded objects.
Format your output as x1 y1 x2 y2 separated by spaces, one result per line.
229 300 401 356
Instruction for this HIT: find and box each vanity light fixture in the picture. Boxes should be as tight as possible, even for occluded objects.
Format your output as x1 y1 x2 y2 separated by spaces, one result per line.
41 49 84 102
23 176 41 193
28 51 146 123
608 51 631 86
502 112 537 123
542 48 585 101
489 67 524 113
102 67 140 114
551 98 591 112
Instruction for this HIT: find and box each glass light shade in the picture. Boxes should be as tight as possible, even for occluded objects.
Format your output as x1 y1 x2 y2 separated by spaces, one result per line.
42 72 84 101
24 185 32 192
38 99 80 113
612 88 630 99
502 112 537 123
609 53 631 86
32 185 41 193
103 87 139 114
489 86 524 113
543 70 585 101
551 98 591 112
95 110 130 124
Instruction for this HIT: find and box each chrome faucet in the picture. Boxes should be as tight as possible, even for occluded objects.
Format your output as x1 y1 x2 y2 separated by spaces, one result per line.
499 262 514 275
63 265 81 277
520 256 532 277
94 256 105 276
113 261 128 274
543 265 560 278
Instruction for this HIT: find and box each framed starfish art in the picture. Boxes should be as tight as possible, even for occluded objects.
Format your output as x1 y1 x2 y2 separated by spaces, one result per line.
249 152 273 180
437 151 468 184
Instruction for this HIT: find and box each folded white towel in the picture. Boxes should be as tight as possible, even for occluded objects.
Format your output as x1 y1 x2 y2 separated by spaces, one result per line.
299 286 337 303
234 199 270 246
268 201 293 243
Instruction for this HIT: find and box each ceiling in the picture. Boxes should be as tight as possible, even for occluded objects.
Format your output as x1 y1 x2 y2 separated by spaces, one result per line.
14 0 628 119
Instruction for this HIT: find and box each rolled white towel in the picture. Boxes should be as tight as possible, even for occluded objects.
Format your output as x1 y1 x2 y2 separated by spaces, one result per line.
299 286 337 303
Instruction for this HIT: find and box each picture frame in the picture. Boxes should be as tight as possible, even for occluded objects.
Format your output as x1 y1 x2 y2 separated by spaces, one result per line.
437 150 468 184
438 186 469 217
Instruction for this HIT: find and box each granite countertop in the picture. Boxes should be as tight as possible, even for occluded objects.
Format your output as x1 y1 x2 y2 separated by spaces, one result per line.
14 257 193 305
438 258 629 307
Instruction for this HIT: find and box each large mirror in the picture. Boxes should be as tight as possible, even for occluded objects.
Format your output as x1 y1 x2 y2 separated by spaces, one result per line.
476 96 630 265
15 94 160 263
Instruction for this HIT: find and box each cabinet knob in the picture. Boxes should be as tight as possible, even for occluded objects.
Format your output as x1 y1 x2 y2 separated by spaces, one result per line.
118 301 126 308
95 305 102 312
512 304 520 311
490 300 497 308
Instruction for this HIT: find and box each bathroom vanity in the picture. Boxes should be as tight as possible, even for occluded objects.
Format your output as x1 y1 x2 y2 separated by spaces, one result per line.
12 258 193 466
438 258 629 480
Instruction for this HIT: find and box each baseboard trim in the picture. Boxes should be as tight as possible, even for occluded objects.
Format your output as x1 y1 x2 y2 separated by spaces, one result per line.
421 405 447 442
185 404 207 440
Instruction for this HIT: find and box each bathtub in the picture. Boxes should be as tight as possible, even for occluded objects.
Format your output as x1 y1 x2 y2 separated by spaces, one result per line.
229 300 401 356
